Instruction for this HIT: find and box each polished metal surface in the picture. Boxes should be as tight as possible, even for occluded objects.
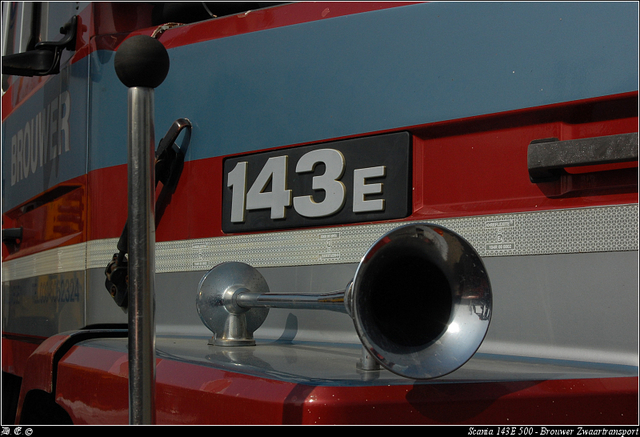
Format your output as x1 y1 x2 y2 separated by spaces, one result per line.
196 223 492 380
236 290 349 313
80 336 638 386
127 87 157 424
351 223 492 380
196 261 270 346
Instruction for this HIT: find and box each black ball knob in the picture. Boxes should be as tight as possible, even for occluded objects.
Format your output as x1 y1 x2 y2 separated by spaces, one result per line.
115 35 170 88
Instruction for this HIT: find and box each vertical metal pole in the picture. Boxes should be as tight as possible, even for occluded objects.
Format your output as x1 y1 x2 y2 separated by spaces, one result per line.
115 33 169 425
127 86 156 425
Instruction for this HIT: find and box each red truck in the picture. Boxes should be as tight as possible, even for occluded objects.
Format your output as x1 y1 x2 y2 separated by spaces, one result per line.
2 2 637 425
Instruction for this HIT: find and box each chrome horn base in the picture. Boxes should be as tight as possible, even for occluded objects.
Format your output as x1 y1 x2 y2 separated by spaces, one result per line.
196 262 270 346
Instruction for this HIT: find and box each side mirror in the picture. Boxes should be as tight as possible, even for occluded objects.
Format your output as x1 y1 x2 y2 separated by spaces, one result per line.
2 15 77 77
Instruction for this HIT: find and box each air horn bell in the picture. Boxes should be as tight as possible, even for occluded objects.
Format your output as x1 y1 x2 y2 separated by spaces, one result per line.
196 223 492 380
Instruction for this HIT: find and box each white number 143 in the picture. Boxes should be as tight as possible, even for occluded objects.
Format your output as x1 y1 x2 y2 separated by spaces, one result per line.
227 148 386 222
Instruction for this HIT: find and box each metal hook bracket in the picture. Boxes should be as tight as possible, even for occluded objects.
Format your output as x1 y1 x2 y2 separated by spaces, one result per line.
105 118 192 309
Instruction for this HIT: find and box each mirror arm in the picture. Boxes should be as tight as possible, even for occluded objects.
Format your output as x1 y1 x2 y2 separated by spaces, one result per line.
2 15 77 77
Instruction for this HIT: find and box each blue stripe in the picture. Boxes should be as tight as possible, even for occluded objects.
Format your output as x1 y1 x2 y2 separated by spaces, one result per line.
2 60 88 211
8 1 640 180
153 1 638 163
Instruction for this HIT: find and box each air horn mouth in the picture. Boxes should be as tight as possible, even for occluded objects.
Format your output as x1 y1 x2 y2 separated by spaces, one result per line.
351 224 491 379
354 235 453 351
196 223 492 380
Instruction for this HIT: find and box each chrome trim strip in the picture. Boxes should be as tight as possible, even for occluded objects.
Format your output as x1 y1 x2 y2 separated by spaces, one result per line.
3 204 637 281
2 243 86 281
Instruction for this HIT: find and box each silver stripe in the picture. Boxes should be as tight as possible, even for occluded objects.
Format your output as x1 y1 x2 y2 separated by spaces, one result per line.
2 243 86 281
3 204 637 280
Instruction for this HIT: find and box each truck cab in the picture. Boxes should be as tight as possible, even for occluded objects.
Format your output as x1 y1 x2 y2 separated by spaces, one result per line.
2 2 638 425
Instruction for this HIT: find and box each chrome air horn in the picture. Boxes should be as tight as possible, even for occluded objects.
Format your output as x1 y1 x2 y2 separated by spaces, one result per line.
196 223 492 379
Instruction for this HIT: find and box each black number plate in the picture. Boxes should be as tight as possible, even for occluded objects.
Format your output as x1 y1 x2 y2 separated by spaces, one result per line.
222 132 411 233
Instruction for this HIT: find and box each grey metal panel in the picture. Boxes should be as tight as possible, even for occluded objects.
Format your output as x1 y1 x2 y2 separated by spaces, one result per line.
20 247 634 373
4 207 636 368
1 271 85 337
75 335 637 386
133 251 639 367
480 251 638 367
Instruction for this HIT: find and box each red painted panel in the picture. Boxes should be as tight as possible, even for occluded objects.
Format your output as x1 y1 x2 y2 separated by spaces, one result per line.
85 158 223 242
158 2 420 50
411 92 638 220
14 333 76 423
56 344 297 424
1 336 42 377
16 333 74 394
5 93 636 260
84 92 638 244
2 175 87 260
302 377 638 425
54 346 129 424
54 343 638 425
86 164 128 242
